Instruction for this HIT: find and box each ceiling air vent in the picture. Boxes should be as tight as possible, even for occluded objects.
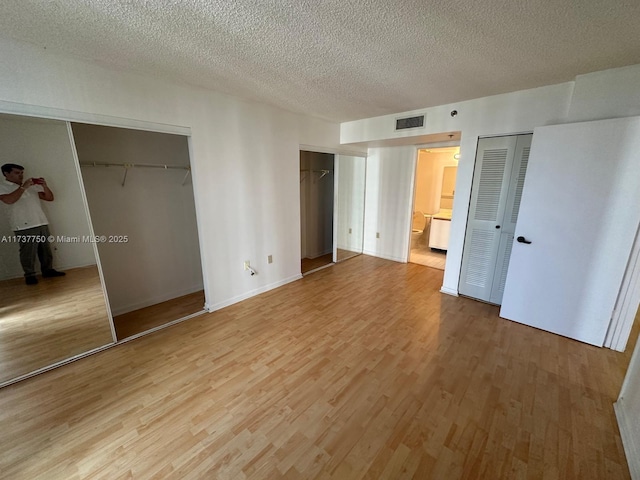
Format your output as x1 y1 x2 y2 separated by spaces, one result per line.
395 115 425 131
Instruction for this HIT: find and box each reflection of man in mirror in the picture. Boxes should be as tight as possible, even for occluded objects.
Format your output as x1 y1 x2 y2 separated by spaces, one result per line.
0 163 66 285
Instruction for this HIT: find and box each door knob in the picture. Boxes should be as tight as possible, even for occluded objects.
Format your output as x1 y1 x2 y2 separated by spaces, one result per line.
516 236 532 244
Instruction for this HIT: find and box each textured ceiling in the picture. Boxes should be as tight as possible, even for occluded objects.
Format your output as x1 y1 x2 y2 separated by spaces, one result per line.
1 0 639 122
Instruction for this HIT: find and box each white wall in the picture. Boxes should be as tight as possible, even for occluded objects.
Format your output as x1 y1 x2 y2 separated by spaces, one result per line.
568 64 640 123
0 115 95 280
72 124 203 315
0 38 342 310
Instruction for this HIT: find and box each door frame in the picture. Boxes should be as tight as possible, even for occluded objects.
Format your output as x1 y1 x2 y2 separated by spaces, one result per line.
406 142 460 263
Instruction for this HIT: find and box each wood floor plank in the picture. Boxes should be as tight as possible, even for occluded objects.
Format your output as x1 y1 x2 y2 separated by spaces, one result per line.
0 255 637 479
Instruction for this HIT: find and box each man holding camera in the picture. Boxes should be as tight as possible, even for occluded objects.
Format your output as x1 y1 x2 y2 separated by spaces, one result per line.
0 163 65 285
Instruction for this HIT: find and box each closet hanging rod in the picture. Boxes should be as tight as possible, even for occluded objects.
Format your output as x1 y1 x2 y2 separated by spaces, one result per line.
80 162 190 170
300 169 332 179
80 162 191 186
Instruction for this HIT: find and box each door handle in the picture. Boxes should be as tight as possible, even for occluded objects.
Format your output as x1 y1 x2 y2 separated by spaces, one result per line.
516 236 532 244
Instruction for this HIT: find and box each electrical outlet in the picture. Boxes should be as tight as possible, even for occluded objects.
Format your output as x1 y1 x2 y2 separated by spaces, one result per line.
376 232 380 238
244 260 250 270
268 255 273 264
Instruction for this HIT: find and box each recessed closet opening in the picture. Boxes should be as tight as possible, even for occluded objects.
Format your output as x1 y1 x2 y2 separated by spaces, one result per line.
300 151 334 274
70 123 205 341
409 146 459 270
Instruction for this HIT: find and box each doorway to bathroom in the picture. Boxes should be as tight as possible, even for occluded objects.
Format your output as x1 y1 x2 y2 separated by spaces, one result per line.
409 146 459 270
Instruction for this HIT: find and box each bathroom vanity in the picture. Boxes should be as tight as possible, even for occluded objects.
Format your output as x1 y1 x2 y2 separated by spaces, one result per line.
429 210 452 250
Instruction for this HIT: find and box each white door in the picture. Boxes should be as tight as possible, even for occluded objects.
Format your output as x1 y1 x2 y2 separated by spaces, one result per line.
500 116 640 346
488 136 531 304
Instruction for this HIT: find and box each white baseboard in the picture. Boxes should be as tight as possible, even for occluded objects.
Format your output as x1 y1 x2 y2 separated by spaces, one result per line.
362 249 406 263
440 286 459 297
111 284 205 316
615 399 640 480
205 274 302 312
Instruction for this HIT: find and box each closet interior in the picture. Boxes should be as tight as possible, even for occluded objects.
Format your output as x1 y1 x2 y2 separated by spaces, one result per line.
71 123 205 340
300 151 334 274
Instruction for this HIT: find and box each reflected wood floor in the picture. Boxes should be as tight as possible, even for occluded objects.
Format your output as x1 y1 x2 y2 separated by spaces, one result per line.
113 290 206 340
336 249 360 262
302 250 360 275
0 255 636 479
0 266 113 385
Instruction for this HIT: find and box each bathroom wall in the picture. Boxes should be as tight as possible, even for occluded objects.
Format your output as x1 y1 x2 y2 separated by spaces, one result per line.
413 149 459 215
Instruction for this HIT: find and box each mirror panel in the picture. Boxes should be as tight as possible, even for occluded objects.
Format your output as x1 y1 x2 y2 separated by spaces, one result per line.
0 114 114 385
335 155 366 262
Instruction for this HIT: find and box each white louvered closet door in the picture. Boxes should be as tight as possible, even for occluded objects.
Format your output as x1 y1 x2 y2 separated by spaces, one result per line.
458 134 531 303
488 135 532 304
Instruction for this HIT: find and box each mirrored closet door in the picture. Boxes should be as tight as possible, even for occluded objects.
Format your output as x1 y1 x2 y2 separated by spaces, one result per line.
0 113 114 386
334 155 366 262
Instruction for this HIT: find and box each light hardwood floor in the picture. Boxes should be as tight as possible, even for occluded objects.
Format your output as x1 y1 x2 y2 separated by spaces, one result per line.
0 255 636 479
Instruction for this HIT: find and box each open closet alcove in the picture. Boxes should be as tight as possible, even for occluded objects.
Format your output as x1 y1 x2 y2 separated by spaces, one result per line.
71 123 206 341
